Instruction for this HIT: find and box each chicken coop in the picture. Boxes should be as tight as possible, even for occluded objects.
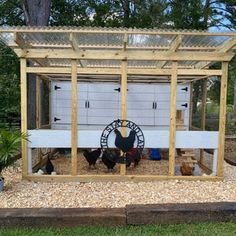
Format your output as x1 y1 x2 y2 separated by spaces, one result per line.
0 26 236 181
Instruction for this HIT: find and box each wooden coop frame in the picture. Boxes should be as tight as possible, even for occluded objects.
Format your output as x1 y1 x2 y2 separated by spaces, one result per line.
0 26 236 182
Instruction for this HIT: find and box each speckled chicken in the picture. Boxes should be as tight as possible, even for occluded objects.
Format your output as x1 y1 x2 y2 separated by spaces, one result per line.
114 129 136 153
83 148 101 169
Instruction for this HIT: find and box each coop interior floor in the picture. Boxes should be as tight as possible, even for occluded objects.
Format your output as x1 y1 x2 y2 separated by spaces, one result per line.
48 151 208 176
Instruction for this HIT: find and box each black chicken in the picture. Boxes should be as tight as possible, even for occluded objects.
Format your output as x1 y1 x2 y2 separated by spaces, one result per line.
126 148 142 167
83 148 101 169
114 129 136 153
46 156 54 174
102 149 120 172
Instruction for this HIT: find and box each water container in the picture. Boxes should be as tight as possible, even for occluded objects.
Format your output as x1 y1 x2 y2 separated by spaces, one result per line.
150 148 161 161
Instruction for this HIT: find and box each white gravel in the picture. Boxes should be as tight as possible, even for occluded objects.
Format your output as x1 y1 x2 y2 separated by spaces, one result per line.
1 160 236 208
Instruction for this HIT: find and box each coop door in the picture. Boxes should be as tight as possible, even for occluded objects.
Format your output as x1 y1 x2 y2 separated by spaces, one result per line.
87 83 119 125
51 81 88 129
127 84 155 126
154 84 190 127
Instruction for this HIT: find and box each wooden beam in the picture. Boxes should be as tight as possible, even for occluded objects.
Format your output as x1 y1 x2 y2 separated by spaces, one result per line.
189 82 193 129
36 76 42 129
14 48 234 61
20 58 28 178
168 61 178 176
120 60 128 175
71 60 78 176
200 78 208 162
26 67 223 76
195 36 236 69
217 62 228 177
24 174 223 182
157 35 182 68
218 37 236 52
69 33 85 68
14 32 29 49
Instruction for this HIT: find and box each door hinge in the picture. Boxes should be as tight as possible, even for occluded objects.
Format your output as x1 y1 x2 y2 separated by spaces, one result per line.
54 117 61 122
181 87 188 92
54 85 61 90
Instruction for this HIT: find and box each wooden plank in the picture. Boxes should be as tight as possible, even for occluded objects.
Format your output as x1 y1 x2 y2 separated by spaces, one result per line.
20 58 28 178
26 67 223 76
217 62 228 177
28 130 219 149
189 82 193 129
36 76 41 165
25 174 222 182
126 202 236 225
0 208 126 227
71 60 78 176
169 61 178 176
200 78 207 162
157 35 182 68
218 37 236 52
14 48 234 61
120 60 128 175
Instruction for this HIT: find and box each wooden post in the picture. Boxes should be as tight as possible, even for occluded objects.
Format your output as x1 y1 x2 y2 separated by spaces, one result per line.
189 82 193 129
20 58 28 178
169 61 178 176
71 60 78 176
200 78 207 163
217 62 228 177
120 60 128 175
36 76 42 164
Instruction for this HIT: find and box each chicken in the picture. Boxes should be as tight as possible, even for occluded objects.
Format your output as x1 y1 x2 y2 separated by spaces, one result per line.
126 148 142 167
45 156 54 174
83 148 101 169
114 129 136 153
102 149 120 172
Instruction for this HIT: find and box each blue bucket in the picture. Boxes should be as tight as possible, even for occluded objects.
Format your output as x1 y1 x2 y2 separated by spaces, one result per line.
150 148 161 161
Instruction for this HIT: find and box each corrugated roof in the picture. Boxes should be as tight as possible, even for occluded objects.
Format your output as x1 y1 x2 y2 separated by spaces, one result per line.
0 26 235 80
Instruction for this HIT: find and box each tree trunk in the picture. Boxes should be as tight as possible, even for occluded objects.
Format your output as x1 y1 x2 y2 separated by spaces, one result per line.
22 0 51 26
21 0 52 128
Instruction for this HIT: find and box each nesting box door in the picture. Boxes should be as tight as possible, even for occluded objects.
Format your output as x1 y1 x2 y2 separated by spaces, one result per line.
51 82 88 129
87 83 119 125
127 84 155 126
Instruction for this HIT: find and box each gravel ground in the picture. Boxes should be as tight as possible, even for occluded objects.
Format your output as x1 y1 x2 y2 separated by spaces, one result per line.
0 158 236 208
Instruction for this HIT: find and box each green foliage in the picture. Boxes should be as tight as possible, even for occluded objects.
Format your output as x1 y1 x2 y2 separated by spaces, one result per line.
0 129 27 174
0 42 20 115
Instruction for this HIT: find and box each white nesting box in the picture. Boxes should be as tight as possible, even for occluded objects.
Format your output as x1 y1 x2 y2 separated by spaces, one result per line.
51 81 190 130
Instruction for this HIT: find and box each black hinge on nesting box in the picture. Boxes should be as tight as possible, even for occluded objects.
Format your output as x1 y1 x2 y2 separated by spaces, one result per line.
114 88 128 92
181 87 188 92
181 103 188 108
54 117 61 122
54 85 61 90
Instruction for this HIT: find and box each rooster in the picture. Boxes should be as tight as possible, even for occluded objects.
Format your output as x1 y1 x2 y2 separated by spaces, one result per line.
126 148 142 167
102 149 120 172
83 148 101 169
114 129 136 153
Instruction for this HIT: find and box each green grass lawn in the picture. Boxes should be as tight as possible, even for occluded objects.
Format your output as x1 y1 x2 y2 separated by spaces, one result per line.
0 223 236 236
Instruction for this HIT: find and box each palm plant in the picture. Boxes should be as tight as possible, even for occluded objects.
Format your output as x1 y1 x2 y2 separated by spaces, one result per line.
0 129 27 178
